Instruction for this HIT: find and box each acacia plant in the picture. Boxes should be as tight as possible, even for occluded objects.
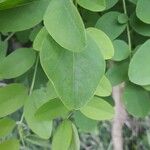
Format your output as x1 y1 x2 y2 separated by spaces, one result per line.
0 0 150 149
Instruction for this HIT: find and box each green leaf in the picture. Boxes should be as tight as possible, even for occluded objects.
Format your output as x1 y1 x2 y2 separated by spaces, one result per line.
15 29 31 44
80 97 114 121
130 13 150 37
0 40 7 60
0 117 16 138
0 48 36 79
46 81 58 99
29 25 43 42
136 0 150 24
25 134 50 148
129 40 150 85
52 120 72 150
95 11 126 40
0 83 27 117
33 27 49 51
77 0 106 12
74 111 97 133
142 85 150 91
0 139 19 150
112 40 130 61
69 123 80 150
105 0 118 10
44 0 86 52
0 0 38 10
40 34 105 110
24 89 53 139
123 84 150 118
35 98 69 121
106 61 129 86
128 0 137 4
26 64 50 90
0 0 49 32
95 75 112 97
117 14 128 24
87 27 114 59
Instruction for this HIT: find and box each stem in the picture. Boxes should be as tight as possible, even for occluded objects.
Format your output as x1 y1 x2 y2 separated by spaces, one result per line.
20 55 39 122
4 32 15 42
122 0 132 51
29 55 39 95
17 55 39 147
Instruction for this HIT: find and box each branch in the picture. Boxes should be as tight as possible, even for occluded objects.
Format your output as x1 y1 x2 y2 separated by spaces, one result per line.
112 83 127 150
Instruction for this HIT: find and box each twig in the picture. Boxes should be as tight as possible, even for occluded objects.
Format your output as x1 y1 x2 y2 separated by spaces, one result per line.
4 32 15 42
17 54 39 148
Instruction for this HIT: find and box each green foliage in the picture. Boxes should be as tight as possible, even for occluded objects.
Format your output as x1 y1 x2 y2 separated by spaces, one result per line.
129 40 150 85
0 117 16 138
74 111 98 133
0 83 27 117
0 0 37 10
95 11 126 39
87 27 114 59
105 0 119 9
0 38 7 60
106 61 129 86
69 123 80 150
24 88 53 139
35 98 69 121
80 97 114 120
112 40 130 61
0 48 36 79
0 139 20 150
118 13 128 24
77 0 106 12
0 0 49 32
130 14 150 37
95 75 112 97
40 34 105 109
52 120 73 150
0 0 149 149
44 0 86 52
123 83 150 118
136 0 150 24
33 27 48 51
